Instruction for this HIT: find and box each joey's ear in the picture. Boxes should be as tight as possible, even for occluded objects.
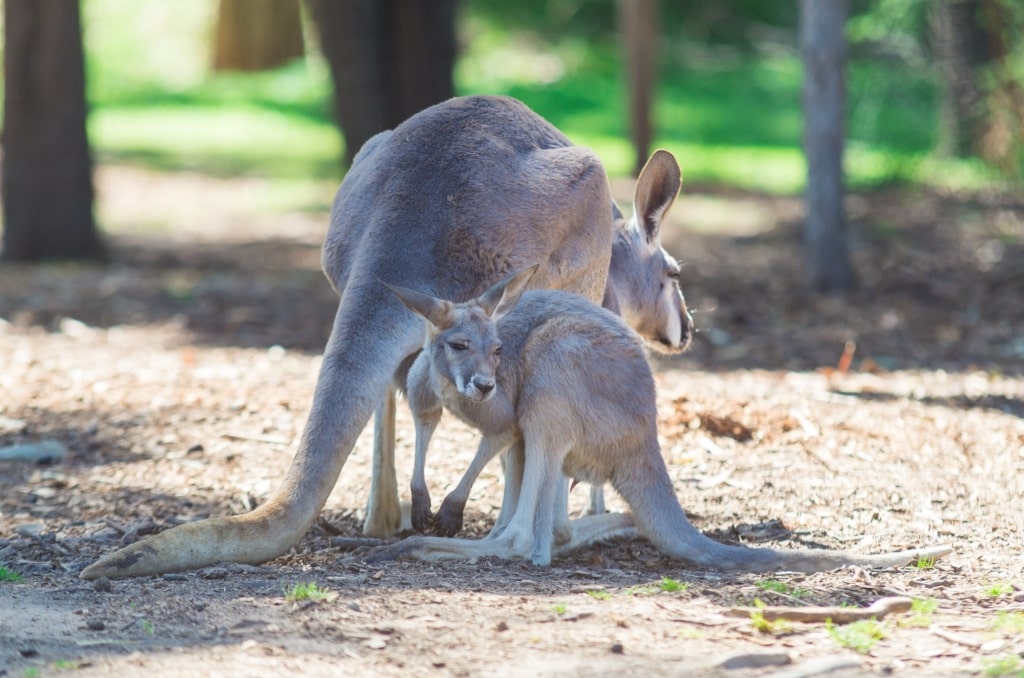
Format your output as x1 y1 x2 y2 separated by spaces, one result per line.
478 264 539 321
380 280 454 329
633 149 682 243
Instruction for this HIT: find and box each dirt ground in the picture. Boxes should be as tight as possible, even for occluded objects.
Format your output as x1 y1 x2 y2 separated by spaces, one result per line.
1 165 1023 677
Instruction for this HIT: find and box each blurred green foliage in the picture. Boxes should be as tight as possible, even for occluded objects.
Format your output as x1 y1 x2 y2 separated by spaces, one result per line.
74 0 1006 193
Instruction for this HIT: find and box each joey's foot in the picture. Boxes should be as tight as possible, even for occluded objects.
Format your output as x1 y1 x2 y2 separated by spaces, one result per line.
434 496 466 537
410 492 434 534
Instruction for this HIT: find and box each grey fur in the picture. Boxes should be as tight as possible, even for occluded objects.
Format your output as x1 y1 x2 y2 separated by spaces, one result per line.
82 96 631 578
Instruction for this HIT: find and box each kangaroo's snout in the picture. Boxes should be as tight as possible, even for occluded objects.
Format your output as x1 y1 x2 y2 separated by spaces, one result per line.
473 376 496 398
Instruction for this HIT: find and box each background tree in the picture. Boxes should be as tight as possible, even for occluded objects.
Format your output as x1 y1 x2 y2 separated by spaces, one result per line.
2 0 104 262
800 0 853 292
305 0 458 166
929 0 1024 176
212 0 305 72
619 0 658 177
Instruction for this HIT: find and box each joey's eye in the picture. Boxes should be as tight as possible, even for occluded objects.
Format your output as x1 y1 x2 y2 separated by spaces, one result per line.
448 341 468 351
667 269 681 281
494 345 502 357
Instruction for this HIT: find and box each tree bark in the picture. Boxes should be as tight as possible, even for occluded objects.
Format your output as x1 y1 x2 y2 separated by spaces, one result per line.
306 0 457 166
2 0 104 262
800 0 853 292
619 0 658 177
212 0 306 72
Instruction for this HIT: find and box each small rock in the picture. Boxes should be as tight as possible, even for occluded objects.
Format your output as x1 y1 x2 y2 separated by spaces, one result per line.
0 415 27 434
610 643 624 654
0 440 67 463
92 577 113 593
715 651 791 670
162 573 188 582
198 567 228 580
85 618 106 631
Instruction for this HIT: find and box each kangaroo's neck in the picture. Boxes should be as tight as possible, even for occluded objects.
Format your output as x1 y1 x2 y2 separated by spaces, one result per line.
602 227 640 316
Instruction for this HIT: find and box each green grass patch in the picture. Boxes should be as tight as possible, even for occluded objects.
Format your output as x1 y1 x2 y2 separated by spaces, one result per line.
0 565 23 582
284 582 336 603
551 602 568 615
991 611 1024 636
748 599 792 635
826 618 886 654
984 582 1016 598
90 106 342 180
900 598 938 628
658 576 689 593
981 654 1024 677
755 579 810 599
585 589 612 601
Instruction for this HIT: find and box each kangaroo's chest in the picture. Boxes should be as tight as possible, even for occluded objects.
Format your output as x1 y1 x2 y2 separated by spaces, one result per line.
436 378 516 437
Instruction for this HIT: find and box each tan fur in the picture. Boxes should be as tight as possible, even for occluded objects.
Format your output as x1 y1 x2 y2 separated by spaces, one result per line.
371 273 952 573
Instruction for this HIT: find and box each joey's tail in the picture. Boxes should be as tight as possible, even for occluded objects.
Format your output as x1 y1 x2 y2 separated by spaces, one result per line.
81 290 423 579
613 450 952 574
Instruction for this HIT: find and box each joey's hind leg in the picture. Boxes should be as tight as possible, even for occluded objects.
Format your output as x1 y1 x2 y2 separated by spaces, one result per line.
551 477 572 546
487 441 525 541
500 437 567 564
436 431 516 537
587 484 606 515
530 469 568 565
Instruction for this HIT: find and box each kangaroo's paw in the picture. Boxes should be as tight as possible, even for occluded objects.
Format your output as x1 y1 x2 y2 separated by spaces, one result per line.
410 490 434 534
434 496 466 537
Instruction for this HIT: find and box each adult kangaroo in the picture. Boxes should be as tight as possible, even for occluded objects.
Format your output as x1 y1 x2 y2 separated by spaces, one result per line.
82 95 645 579
373 269 953 572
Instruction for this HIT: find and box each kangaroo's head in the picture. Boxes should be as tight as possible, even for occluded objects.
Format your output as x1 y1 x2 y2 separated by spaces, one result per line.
382 266 537 402
605 149 694 355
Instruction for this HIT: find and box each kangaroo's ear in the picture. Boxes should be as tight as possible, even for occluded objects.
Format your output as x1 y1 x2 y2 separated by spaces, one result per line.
633 149 682 244
478 264 539 321
380 280 454 329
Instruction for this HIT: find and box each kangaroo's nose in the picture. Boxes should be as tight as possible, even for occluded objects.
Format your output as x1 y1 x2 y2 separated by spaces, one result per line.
475 378 495 395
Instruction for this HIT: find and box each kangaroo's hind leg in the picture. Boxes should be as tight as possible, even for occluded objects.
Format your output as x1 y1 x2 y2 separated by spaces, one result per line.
363 390 402 537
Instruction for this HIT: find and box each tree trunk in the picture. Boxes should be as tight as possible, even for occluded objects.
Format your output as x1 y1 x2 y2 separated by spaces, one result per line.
928 0 989 158
800 0 853 293
306 0 457 166
619 0 658 177
212 0 305 72
929 0 1024 175
2 0 104 262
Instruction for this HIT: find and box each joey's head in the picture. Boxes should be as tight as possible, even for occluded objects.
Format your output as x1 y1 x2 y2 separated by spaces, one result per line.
381 265 538 402
606 149 694 355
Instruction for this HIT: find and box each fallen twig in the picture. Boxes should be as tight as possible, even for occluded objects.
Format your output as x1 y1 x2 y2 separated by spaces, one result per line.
725 595 913 624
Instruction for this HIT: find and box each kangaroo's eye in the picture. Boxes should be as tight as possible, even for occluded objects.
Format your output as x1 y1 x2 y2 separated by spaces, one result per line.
494 346 502 357
448 341 468 351
667 269 681 281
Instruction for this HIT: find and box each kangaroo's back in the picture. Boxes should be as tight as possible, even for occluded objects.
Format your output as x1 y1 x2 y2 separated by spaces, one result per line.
322 96 613 303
